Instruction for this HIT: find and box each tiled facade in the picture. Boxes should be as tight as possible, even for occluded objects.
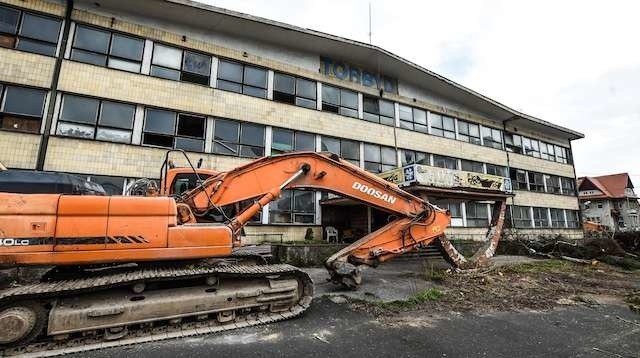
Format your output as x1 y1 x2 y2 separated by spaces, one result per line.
0 0 584 241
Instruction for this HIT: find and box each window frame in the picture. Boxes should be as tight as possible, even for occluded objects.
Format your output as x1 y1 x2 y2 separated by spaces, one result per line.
362 96 395 126
0 5 62 57
561 177 576 196
363 143 397 173
566 210 580 228
433 154 458 170
321 136 360 166
150 42 212 86
70 24 145 74
465 202 489 227
532 207 550 228
504 133 523 154
485 164 507 177
271 127 316 154
0 83 47 134
398 104 428 133
212 118 266 158
461 159 483 173
142 107 207 152
481 126 503 149
216 59 268 99
430 113 456 139
550 208 565 228
544 174 561 194
510 168 528 190
400 149 429 166
320 84 359 118
273 72 317 109
528 171 545 192
269 189 316 224
457 120 481 145
512 205 532 228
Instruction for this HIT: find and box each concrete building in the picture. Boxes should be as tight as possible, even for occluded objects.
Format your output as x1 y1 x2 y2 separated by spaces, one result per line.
579 173 639 231
0 0 584 243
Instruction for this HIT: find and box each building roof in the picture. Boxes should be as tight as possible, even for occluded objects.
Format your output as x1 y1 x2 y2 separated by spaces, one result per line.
578 173 635 199
80 0 584 141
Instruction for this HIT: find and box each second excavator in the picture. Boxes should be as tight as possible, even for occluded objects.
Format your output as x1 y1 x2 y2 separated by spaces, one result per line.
0 151 456 356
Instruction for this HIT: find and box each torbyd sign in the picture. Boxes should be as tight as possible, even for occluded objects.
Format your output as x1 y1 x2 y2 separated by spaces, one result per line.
320 56 398 94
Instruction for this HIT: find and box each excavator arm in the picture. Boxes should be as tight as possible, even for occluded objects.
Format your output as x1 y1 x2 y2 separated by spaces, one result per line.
176 152 451 288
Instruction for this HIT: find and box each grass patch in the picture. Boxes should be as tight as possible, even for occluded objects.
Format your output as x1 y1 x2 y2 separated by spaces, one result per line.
422 263 447 283
375 288 444 310
502 259 573 274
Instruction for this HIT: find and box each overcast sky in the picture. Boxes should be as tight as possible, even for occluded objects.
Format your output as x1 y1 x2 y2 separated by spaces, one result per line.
201 0 640 186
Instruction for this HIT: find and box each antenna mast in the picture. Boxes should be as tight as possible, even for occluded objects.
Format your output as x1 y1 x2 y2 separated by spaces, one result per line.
368 2 372 44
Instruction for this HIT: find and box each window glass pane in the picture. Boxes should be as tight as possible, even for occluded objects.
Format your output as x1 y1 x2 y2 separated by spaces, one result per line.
363 97 378 114
341 89 358 109
294 191 315 212
110 34 143 61
296 78 316 99
274 73 295 95
217 60 242 82
380 116 394 126
0 6 19 34
461 160 483 173
341 140 359 160
240 145 263 158
56 122 94 139
143 133 173 148
3 86 45 116
295 97 316 109
364 162 381 172
242 85 266 98
144 108 175 135
71 49 106 66
214 119 239 142
321 137 340 154
379 100 394 117
243 66 267 88
183 51 211 76
213 142 238 155
19 13 60 43
96 127 130 143
443 116 455 131
399 105 412 121
74 26 110 54
99 101 134 129
0 33 15 48
240 123 264 146
217 80 242 93
151 65 180 80
431 113 442 128
108 58 140 73
272 128 293 152
381 147 396 166
175 137 203 152
401 150 415 166
322 85 339 105
272 190 292 211
295 132 315 151
61 95 99 124
414 109 427 125
364 144 380 162
177 114 205 138
152 44 181 69
15 38 56 56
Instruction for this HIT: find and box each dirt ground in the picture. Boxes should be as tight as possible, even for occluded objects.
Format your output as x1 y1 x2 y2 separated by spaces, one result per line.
343 258 640 320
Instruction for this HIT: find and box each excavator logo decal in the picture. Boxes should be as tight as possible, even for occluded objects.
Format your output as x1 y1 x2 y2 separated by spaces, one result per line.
352 182 397 204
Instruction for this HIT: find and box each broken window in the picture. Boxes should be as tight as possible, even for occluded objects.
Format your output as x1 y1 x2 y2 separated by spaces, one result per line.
151 43 212 85
433 154 458 170
540 142 556 161
400 149 429 166
398 105 427 133
485 164 507 177
273 72 317 109
481 126 503 149
512 205 532 228
321 84 358 118
0 5 61 56
528 172 545 192
532 207 549 227
321 136 360 166
362 96 394 126
430 113 456 139
466 202 489 227
461 159 483 173
555 145 569 164
269 189 315 224
457 120 481 145
504 133 523 154
271 128 315 154
217 60 267 98
544 175 561 194
550 208 565 228
522 136 540 158
71 25 144 73
212 118 265 158
143 108 205 151
561 177 576 196
0 84 46 133
364 143 396 173
57 94 134 143
510 168 528 190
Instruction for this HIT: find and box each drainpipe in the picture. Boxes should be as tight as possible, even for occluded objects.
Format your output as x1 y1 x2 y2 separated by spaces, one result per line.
568 140 584 233
36 0 74 171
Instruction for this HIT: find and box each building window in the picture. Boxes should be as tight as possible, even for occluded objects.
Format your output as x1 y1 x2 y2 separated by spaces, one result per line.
544 175 561 194
321 136 360 166
528 172 545 192
550 208 565 228
540 142 556 161
71 25 144 73
212 118 265 157
217 60 267 98
364 143 397 173
486 164 507 177
273 73 317 109
57 94 134 143
522 137 540 158
398 105 427 133
321 84 358 118
504 133 522 154
566 210 580 228
461 159 483 173
433 154 458 169
362 96 395 126
512 206 532 228
271 128 315 154
433 199 463 227
269 189 315 224
142 108 206 152
466 202 489 227
430 113 455 139
510 168 528 190
0 84 46 133
150 43 211 85
532 207 549 228
481 126 503 149
457 120 481 145
555 145 569 164
0 6 61 56
400 149 429 166
561 177 576 196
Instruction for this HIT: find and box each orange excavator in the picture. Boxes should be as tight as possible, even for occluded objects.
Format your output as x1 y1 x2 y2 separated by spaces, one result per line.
0 151 453 355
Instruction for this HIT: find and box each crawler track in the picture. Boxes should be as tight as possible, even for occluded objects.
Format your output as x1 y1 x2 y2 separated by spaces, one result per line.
0 264 313 357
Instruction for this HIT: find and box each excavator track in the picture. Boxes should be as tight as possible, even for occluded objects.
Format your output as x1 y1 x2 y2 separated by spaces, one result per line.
0 263 313 357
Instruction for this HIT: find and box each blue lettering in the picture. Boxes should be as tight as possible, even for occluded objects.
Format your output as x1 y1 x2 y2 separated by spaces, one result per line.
320 56 333 76
362 71 376 87
349 68 361 84
333 62 348 80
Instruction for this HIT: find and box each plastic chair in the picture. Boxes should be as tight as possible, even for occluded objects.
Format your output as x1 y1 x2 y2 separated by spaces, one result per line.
325 226 339 243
